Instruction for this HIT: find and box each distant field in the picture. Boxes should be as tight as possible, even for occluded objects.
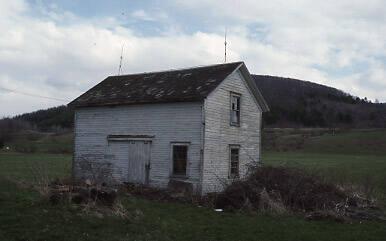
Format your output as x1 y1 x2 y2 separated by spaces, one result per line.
263 128 386 154
302 129 386 155
0 152 71 181
263 129 386 204
4 131 73 154
263 152 386 203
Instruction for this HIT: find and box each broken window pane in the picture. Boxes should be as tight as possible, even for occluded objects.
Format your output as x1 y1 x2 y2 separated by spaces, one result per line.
173 145 187 176
230 94 240 125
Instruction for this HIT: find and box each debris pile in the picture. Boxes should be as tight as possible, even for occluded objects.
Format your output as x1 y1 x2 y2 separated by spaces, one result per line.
215 166 385 222
48 179 118 206
216 166 345 211
44 167 385 222
123 183 206 205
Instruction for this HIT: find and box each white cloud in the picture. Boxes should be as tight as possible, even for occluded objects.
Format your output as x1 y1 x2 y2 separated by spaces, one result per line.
131 9 156 21
0 3 225 117
131 9 168 22
0 0 385 117
172 0 386 98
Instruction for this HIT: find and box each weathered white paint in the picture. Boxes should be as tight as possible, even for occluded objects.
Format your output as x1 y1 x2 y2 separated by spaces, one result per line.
202 69 262 193
73 69 263 194
127 140 151 184
106 140 151 184
73 102 203 189
105 141 129 182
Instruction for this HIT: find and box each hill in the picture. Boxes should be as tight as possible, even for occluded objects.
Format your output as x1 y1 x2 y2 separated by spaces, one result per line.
0 106 73 147
253 75 386 128
1 75 385 137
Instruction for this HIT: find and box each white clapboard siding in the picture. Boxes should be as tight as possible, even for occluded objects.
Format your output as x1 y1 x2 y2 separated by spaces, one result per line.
74 102 203 189
202 70 262 193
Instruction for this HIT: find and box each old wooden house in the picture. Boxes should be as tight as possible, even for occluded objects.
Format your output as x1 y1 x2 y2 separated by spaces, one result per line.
69 62 269 194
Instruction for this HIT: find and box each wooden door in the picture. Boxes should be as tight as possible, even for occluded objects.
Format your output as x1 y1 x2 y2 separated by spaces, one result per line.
127 140 151 184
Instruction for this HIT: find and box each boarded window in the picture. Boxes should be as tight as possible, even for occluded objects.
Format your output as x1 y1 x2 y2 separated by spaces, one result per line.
229 145 240 178
230 93 241 125
172 145 188 176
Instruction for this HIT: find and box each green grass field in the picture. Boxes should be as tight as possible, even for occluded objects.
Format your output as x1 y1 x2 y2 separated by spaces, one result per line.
263 129 386 204
5 131 73 154
0 152 71 181
0 129 385 241
302 129 386 155
263 152 386 205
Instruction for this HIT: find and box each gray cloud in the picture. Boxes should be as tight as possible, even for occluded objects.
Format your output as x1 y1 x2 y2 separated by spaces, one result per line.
0 0 385 117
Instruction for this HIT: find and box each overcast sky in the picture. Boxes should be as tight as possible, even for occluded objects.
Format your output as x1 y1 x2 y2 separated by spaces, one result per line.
1 0 385 117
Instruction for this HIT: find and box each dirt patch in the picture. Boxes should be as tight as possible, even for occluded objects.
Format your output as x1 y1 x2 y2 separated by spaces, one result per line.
48 179 118 206
122 183 210 206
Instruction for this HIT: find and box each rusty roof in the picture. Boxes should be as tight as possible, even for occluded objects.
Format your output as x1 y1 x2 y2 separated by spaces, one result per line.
69 62 243 108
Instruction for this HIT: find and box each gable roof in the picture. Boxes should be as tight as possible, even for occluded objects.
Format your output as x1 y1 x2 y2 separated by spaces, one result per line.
68 61 269 112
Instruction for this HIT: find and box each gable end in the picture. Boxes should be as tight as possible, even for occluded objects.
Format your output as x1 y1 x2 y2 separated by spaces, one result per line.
237 64 270 112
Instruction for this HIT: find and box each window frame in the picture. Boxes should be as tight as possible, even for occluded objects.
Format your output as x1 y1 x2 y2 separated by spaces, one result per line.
230 92 241 126
170 142 190 178
229 144 240 179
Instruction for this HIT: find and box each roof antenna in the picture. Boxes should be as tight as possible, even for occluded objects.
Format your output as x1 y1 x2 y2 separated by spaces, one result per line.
118 43 124 75
224 28 227 63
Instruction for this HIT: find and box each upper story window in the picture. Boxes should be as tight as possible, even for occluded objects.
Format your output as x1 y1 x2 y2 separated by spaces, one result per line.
230 93 241 126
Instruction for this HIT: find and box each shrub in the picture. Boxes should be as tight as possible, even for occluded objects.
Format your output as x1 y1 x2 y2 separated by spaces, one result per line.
216 166 347 212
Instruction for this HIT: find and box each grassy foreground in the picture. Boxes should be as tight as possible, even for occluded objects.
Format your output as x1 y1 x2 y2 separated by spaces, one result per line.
1 129 386 240
1 177 386 241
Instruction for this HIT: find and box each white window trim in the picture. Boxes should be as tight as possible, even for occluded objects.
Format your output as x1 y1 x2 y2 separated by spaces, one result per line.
170 142 190 178
230 92 241 126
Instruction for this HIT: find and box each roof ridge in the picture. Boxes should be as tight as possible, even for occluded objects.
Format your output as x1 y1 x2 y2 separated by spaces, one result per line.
68 61 246 108
109 61 244 78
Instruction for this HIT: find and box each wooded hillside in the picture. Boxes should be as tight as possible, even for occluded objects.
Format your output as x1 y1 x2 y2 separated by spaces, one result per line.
253 75 386 128
1 75 385 138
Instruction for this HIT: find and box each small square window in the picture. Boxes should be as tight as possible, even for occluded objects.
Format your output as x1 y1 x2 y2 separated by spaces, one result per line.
230 93 240 126
172 144 188 176
229 145 240 178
